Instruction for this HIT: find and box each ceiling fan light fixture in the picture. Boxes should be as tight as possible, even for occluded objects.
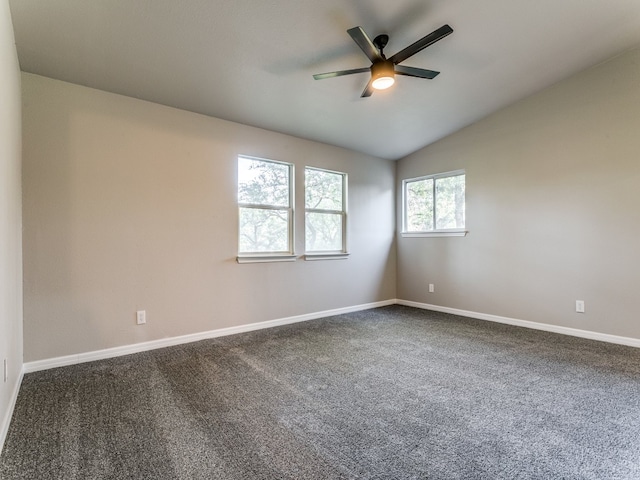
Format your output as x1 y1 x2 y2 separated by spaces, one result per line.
371 60 395 90
372 75 395 90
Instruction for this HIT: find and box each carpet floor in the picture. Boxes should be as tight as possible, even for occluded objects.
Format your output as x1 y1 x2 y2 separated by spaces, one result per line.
2 305 640 479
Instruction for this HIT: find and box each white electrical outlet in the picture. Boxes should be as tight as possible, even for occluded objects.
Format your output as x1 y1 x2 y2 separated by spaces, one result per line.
576 300 585 313
136 310 146 325
429 284 435 293
3 359 7 383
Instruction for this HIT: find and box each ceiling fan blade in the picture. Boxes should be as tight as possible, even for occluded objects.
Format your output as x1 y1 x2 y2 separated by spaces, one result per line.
395 65 440 79
389 24 453 65
313 67 370 80
347 26 383 63
361 79 374 98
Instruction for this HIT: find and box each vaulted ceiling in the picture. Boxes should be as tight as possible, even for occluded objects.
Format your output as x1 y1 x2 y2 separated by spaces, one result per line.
9 0 640 160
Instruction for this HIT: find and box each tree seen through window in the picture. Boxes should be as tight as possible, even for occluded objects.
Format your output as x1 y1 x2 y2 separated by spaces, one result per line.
305 168 346 252
238 156 292 254
404 172 465 232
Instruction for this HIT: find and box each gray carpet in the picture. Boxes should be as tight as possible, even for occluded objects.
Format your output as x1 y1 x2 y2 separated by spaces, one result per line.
2 305 640 479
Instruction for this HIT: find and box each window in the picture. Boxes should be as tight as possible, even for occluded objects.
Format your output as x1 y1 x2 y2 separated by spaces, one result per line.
403 170 465 236
305 167 347 255
237 156 294 259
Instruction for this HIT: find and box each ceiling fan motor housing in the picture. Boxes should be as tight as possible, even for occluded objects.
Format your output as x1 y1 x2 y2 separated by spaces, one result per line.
371 60 395 80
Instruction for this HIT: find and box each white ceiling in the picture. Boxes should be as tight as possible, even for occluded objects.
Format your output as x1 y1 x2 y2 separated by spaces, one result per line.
9 0 640 160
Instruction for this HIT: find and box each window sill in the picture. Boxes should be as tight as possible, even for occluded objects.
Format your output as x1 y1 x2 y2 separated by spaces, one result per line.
401 231 468 238
304 253 350 261
236 254 297 264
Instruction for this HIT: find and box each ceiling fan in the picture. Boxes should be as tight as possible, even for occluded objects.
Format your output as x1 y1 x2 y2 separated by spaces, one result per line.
313 24 453 97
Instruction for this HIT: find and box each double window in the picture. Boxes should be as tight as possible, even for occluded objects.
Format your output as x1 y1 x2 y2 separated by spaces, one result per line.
237 156 347 260
402 170 466 235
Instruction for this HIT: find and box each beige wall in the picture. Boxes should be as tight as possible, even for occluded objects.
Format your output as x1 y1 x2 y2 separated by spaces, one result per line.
0 0 22 450
21 73 396 362
397 47 640 339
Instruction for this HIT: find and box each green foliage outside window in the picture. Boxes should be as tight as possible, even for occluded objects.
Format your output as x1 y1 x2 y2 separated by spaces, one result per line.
305 168 346 252
238 157 292 254
404 172 465 232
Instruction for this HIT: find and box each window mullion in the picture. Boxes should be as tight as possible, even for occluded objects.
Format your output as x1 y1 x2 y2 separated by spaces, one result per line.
239 203 290 211
306 207 342 215
432 179 437 231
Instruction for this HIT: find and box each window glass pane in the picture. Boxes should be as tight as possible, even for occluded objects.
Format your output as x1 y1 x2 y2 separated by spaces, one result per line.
406 179 433 231
238 157 289 207
305 169 343 210
306 212 342 251
239 207 289 253
435 175 465 229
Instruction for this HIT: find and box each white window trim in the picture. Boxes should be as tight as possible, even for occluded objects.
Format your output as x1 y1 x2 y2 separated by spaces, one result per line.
236 254 297 264
304 167 348 256
237 155 295 257
304 253 350 261
402 169 466 236
401 231 467 238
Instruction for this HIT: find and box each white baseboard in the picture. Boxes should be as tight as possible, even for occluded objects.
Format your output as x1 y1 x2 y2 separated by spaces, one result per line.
22 297 640 375
23 299 397 373
0 368 24 455
397 299 640 348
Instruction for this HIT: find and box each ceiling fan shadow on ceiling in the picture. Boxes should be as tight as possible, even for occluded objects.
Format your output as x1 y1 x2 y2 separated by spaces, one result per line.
313 24 453 98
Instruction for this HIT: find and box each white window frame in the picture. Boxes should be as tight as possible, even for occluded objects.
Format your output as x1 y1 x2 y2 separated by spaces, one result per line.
237 155 296 263
304 167 349 260
402 169 467 238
